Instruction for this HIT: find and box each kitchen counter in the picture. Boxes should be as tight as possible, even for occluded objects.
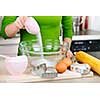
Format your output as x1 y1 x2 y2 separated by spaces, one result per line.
42 73 100 83
74 29 100 35
0 71 99 83
0 58 100 83
0 30 100 83
34 30 100 83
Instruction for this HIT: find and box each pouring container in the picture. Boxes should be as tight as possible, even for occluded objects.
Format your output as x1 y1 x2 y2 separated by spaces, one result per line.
24 17 40 34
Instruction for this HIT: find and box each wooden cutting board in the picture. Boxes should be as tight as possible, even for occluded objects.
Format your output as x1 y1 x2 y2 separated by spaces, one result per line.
0 70 93 83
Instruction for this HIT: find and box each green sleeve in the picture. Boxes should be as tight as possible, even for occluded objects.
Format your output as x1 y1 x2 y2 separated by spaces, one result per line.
0 16 17 39
62 16 73 39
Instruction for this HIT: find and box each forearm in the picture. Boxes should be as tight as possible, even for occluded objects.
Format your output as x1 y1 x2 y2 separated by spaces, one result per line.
63 37 72 49
5 22 19 37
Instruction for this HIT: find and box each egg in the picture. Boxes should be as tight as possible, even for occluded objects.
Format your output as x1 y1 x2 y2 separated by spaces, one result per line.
62 57 72 67
56 62 67 73
56 57 72 73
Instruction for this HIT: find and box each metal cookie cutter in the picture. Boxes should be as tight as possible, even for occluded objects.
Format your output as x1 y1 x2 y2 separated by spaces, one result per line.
31 59 58 78
70 63 90 75
31 59 48 75
41 67 58 78
32 63 47 76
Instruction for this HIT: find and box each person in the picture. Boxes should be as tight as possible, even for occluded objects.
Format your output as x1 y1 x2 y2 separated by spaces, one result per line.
0 16 73 58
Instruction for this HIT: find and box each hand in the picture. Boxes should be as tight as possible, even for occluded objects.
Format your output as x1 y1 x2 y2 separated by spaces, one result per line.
66 49 73 58
14 16 28 29
61 41 73 58
61 46 73 58
5 16 29 37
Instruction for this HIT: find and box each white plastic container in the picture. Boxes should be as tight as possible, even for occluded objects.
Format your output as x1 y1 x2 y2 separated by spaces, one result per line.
5 55 28 75
24 17 40 34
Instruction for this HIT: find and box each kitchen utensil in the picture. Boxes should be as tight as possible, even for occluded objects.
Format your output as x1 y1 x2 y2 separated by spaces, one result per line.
25 17 40 34
41 67 58 78
31 59 47 76
31 59 58 78
70 62 90 75
31 58 57 76
5 55 28 75
41 72 58 78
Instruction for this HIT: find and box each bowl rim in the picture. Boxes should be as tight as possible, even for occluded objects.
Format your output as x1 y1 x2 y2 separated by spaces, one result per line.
26 50 61 55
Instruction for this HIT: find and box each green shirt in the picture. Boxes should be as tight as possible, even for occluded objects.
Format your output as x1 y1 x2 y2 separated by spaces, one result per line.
0 16 73 54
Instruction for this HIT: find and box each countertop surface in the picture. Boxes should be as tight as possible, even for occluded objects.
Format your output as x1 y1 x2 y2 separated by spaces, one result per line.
0 30 100 83
63 30 100 83
0 59 99 83
43 73 100 83
74 30 100 35
0 71 99 83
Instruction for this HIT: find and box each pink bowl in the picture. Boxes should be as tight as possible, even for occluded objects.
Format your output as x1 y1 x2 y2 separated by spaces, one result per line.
5 55 28 75
25 17 40 34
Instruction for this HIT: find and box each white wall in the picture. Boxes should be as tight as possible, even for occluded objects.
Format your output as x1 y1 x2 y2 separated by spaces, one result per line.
88 16 100 31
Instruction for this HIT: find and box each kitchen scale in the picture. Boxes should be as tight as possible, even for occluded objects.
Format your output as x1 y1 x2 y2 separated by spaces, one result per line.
71 34 100 59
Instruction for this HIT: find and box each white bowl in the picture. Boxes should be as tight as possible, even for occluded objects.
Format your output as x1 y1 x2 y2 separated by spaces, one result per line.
0 58 9 74
5 55 28 75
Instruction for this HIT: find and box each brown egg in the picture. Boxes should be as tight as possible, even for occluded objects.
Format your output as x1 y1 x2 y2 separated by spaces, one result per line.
62 57 72 67
56 62 67 73
56 57 72 74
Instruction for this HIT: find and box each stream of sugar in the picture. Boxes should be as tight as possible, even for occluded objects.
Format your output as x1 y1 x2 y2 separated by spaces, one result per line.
37 32 44 59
